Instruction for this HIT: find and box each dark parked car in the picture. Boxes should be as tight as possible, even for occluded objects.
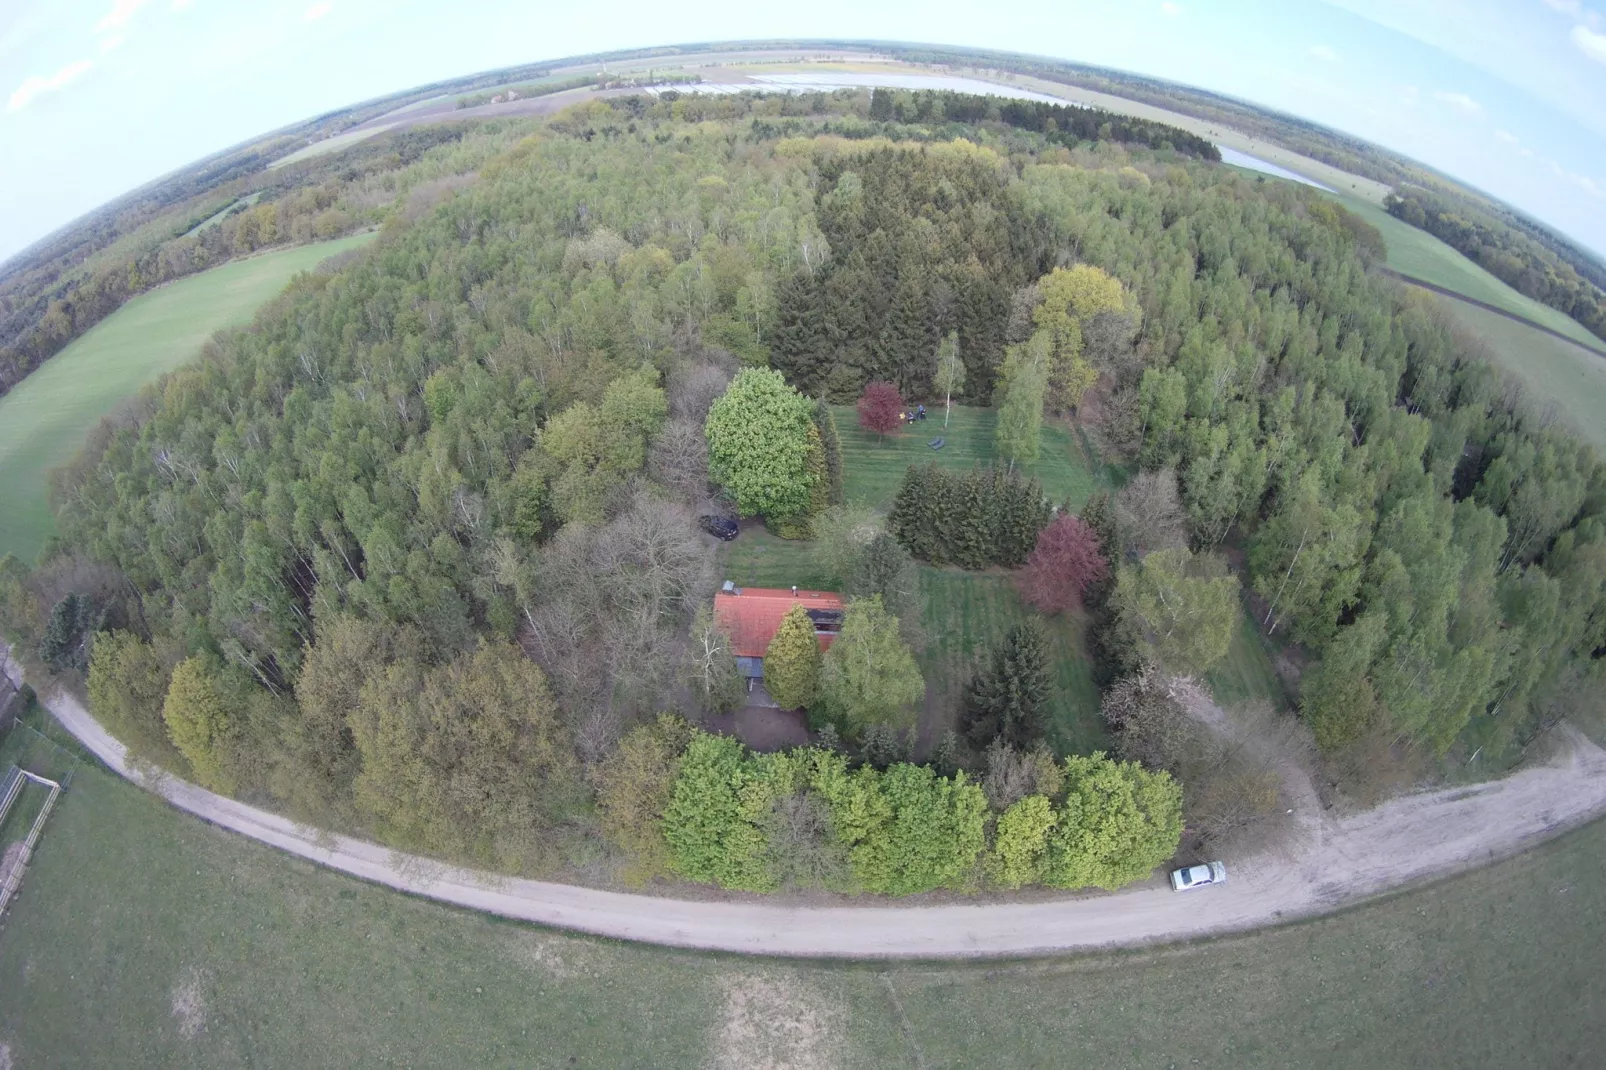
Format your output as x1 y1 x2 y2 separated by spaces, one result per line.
699 515 739 541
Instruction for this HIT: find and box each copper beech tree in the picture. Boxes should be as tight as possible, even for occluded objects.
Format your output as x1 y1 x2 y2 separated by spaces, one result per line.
1018 514 1110 615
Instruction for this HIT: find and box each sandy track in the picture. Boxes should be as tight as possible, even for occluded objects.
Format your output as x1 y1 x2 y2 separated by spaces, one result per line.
6 647 1606 958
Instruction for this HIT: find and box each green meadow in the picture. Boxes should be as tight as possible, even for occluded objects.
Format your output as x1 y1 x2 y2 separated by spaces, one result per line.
0 233 374 563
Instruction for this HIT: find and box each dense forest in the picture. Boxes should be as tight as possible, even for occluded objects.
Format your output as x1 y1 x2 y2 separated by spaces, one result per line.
2 87 1603 894
1385 188 1606 343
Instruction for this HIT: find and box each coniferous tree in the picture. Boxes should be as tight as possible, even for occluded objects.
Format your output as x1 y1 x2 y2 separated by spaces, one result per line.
848 532 920 623
964 621 1055 749
813 398 845 507
771 273 829 394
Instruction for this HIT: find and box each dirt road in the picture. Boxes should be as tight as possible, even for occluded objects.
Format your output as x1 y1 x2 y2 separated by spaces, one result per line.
7 648 1606 958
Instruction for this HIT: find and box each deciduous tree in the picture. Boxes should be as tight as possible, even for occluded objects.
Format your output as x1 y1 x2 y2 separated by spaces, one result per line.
1018 514 1110 615
764 604 823 711
818 596 924 733
704 368 818 521
857 380 904 438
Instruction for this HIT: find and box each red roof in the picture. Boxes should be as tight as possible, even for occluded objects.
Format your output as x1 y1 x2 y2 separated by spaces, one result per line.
714 587 845 658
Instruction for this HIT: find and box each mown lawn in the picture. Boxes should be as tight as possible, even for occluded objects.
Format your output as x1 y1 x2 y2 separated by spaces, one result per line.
2 732 1605 1068
917 568 1106 756
831 404 1100 511
0 233 375 563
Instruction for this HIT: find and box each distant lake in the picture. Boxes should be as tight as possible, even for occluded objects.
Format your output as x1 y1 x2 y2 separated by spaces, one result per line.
1217 146 1336 191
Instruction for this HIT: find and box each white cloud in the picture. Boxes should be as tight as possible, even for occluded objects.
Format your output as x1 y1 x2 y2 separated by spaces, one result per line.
94 0 150 34
1433 90 1483 115
1309 44 1341 62
1541 0 1581 13
303 2 332 20
1494 128 1520 145
98 33 125 54
1550 160 1605 198
1572 24 1606 61
7 59 93 114
1160 2 1182 16
172 0 194 10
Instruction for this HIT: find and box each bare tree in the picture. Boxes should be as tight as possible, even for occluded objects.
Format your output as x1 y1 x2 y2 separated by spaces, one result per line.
648 418 710 506
666 361 733 422
1114 468 1189 559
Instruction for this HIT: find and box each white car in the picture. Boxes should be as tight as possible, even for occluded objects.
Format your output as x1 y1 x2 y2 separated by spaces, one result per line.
1170 861 1228 891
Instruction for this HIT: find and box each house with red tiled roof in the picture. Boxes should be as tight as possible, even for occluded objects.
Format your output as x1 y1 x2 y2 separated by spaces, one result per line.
713 583 844 697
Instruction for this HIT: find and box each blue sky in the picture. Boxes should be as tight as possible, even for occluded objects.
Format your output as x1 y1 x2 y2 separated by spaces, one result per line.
1 0 1603 265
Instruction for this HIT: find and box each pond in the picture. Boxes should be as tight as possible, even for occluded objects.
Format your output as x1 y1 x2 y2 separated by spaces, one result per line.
1217 145 1336 191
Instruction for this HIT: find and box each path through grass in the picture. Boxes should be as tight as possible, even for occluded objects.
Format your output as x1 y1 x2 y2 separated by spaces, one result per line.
2 739 1605 1067
0 233 375 562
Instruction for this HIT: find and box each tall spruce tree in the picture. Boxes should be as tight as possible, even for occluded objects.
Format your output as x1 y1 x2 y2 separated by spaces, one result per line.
813 398 845 506
964 621 1055 749
848 532 920 623
770 273 829 394
764 604 822 710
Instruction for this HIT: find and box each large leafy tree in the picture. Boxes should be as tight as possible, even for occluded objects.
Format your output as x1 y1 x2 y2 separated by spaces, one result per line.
349 642 579 872
818 596 924 733
1031 264 1133 412
1113 548 1240 676
1042 752 1183 890
161 656 239 793
87 630 182 769
594 714 696 885
704 368 818 521
764 603 823 710
994 335 1048 470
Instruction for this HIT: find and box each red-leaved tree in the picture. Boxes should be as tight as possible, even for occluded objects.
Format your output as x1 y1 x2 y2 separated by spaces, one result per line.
1018 514 1109 615
857 381 904 438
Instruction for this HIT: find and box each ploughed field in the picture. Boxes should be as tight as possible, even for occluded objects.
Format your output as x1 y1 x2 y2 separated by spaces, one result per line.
0 234 374 563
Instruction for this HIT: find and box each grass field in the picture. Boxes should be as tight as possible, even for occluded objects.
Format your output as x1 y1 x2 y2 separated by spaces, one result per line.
1328 193 1606 353
1204 608 1291 712
1 719 1604 1068
0 233 375 563
832 405 1099 510
1424 289 1606 449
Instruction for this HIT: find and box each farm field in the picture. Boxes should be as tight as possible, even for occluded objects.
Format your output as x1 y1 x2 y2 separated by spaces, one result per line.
1330 193 1606 353
1424 289 1606 449
831 404 1100 509
267 124 398 169
0 233 375 563
1 726 1603 1067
